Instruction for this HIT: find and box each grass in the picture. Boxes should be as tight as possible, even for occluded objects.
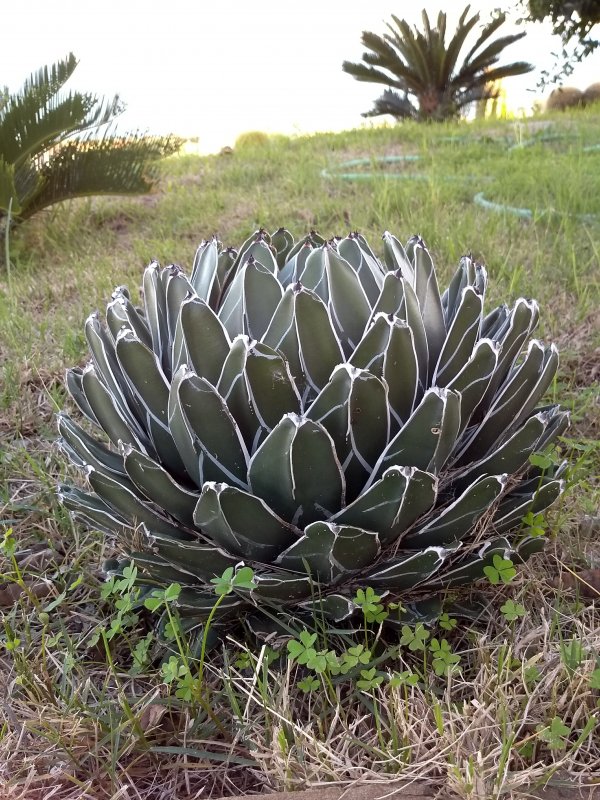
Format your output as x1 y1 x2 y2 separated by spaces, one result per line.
1 109 599 799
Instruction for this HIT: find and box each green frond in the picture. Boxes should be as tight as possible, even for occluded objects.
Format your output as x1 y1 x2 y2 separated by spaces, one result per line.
21 53 79 109
439 10 480 88
468 62 536 86
461 32 531 75
0 53 182 223
362 89 418 119
15 133 183 221
461 12 507 64
342 61 405 90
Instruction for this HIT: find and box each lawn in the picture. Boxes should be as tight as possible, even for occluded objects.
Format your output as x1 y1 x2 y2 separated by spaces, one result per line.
0 110 599 800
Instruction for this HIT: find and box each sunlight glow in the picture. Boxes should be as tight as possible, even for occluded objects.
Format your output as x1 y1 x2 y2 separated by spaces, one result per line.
5 1 600 152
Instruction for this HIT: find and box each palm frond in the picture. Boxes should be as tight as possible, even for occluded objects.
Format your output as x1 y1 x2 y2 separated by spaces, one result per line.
0 52 124 166
461 32 530 76
439 10 480 89
0 54 183 224
20 53 78 110
461 12 507 65
362 89 418 119
342 61 406 90
389 16 432 85
463 62 536 88
16 132 183 221
0 92 123 167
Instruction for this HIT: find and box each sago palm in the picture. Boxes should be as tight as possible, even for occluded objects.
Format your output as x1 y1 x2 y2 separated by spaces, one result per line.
0 53 182 224
342 6 533 121
58 227 568 641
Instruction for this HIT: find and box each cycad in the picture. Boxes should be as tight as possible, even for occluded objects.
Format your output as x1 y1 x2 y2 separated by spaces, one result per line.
58 228 568 638
0 53 182 224
342 6 533 121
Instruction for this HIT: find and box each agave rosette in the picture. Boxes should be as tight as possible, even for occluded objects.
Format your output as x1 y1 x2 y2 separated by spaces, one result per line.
58 228 568 634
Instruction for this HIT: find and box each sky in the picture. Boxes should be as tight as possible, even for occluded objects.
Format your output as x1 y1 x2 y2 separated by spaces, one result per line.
4 1 600 152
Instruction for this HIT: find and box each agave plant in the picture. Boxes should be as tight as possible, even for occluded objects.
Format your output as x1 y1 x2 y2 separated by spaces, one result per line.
342 6 533 121
58 228 568 638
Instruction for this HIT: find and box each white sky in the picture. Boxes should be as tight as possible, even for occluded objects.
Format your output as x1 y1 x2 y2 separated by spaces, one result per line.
5 1 600 152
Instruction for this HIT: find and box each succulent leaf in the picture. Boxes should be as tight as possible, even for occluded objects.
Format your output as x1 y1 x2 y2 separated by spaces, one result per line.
248 414 345 526
180 295 231 385
174 368 249 489
276 521 381 583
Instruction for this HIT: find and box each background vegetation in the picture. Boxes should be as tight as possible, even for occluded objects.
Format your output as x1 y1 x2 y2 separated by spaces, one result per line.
0 53 182 226
0 109 599 799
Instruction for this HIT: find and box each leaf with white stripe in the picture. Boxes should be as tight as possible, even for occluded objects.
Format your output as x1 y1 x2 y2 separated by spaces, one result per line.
180 295 231 385
381 317 420 427
270 227 295 268
142 262 168 369
331 465 437 547
295 286 344 400
85 313 136 420
163 265 194 362
447 338 499 434
369 269 406 319
248 414 345 526
262 283 299 359
145 527 239 580
382 230 412 278
478 298 539 412
367 388 460 486
81 365 150 452
434 286 483 386
455 340 558 463
338 234 384 305
57 412 125 478
298 246 328 300
493 478 565 533
306 364 389 501
87 467 186 539
194 482 301 561
325 243 371 355
218 337 300 453
412 238 446 379
59 483 130 536
122 444 200 525
175 369 249 489
66 367 99 426
431 538 511 589
277 241 313 288
115 328 170 428
403 474 507 548
481 303 510 339
250 573 313 602
106 290 152 348
365 547 447 589
451 410 549 493
276 521 380 582
242 257 283 340
190 237 219 302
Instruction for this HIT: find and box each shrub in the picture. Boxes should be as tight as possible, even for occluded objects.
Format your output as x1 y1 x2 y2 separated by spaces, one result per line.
583 81 600 105
545 86 584 110
234 131 270 150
